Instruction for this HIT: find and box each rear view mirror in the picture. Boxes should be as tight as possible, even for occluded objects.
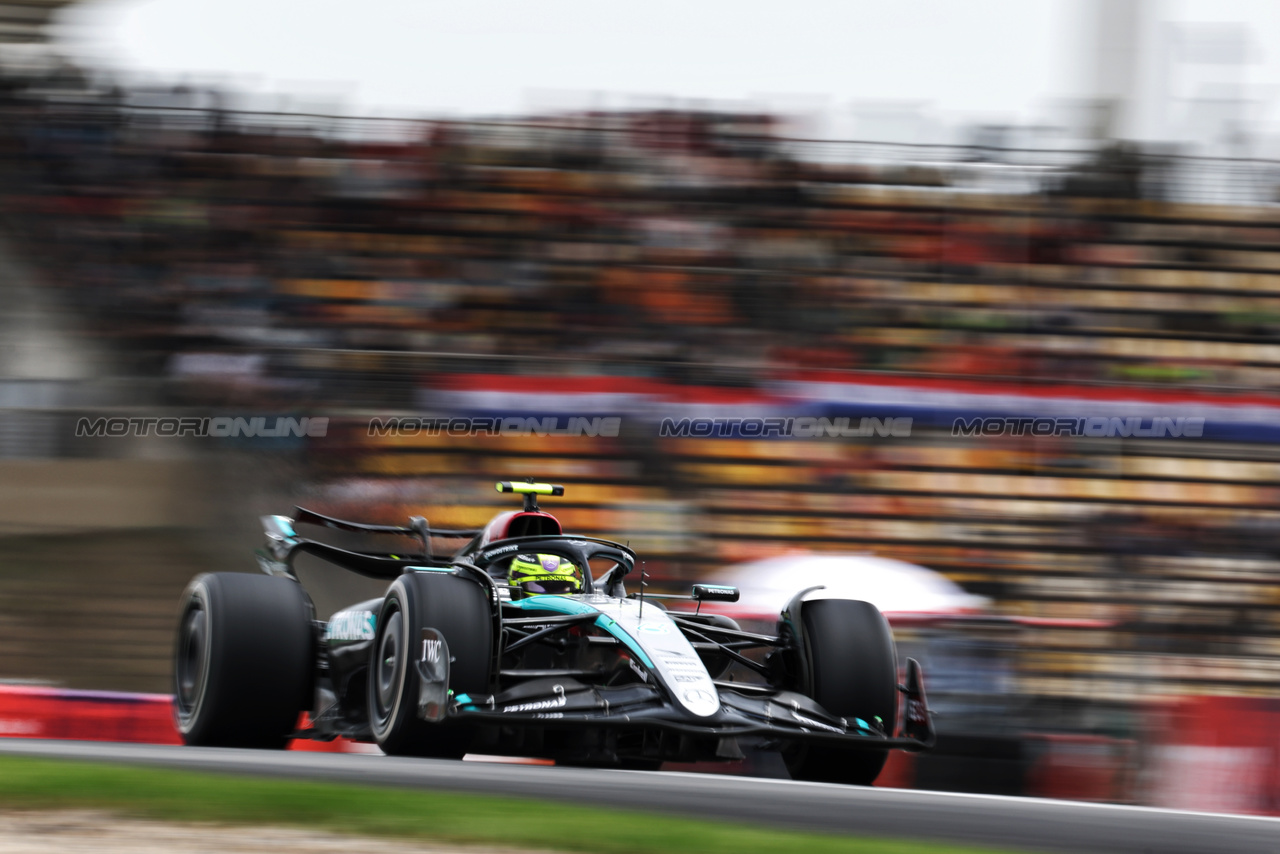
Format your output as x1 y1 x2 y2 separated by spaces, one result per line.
692 584 740 603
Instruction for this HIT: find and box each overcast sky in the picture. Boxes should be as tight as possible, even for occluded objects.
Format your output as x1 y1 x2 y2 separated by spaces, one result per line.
50 0 1280 144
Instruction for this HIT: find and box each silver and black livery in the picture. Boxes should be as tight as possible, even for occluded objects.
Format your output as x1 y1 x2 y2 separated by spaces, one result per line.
173 481 935 784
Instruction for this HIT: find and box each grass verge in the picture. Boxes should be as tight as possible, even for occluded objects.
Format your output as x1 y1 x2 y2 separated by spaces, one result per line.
0 755 1018 854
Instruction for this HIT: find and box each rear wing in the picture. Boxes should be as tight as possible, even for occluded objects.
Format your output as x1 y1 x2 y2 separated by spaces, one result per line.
257 508 482 580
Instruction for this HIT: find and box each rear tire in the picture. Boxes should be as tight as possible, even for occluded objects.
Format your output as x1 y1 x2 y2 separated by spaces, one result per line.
782 598 897 786
173 573 314 748
369 571 493 757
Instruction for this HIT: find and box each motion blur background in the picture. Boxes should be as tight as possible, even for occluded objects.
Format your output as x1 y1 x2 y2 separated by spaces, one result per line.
2 0 1280 812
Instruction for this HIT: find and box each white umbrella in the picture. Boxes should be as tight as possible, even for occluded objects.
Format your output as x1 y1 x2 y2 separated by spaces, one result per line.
708 553 988 621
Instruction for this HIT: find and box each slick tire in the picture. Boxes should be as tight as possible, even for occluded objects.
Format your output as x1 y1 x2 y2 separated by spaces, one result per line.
782 598 898 786
173 572 314 748
369 571 493 758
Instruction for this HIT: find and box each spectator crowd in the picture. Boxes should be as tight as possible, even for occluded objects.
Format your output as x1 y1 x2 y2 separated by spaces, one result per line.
6 68 1280 404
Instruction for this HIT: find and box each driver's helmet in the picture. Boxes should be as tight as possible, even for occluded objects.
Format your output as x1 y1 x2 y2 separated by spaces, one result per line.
508 553 583 598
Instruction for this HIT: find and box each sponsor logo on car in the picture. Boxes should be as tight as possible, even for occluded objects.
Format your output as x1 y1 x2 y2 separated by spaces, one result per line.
907 698 928 726
681 689 718 715
791 710 845 734
422 637 443 664
325 610 376 642
501 684 568 713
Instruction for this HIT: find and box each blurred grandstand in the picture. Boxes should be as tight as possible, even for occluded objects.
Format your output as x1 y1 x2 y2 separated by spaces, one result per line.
0 2 69 44
3 58 1280 807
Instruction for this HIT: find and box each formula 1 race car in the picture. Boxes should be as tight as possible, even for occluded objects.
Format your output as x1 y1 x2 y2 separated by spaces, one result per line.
173 481 934 784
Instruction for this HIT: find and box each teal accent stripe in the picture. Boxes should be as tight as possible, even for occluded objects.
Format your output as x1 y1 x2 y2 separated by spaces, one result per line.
509 597 654 668
509 596 596 616
409 566 454 573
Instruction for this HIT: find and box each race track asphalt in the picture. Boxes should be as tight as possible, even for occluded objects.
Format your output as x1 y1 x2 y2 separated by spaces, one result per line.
0 739 1275 854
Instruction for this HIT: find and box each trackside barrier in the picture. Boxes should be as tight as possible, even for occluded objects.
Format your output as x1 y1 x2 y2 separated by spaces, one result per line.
1023 734 1134 803
0 686 370 752
1146 696 1280 816
0 686 180 744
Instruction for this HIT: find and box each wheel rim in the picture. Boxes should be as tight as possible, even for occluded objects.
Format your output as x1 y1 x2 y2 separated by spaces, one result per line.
374 608 403 723
176 603 207 716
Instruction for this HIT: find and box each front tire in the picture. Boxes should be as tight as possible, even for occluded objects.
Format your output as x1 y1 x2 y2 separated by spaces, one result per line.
173 573 314 748
369 571 493 757
782 598 898 785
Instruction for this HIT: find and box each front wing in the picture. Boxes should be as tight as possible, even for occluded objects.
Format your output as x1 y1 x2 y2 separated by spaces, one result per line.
449 659 936 751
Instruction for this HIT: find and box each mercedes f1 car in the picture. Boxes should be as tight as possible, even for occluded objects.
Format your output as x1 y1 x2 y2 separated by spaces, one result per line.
173 481 934 784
